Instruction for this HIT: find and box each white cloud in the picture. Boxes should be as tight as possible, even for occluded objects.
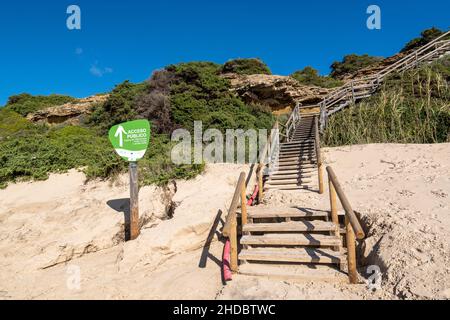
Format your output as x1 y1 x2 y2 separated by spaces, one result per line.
89 62 113 77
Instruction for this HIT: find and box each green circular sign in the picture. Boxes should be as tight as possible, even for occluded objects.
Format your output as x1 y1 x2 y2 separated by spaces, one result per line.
108 120 151 162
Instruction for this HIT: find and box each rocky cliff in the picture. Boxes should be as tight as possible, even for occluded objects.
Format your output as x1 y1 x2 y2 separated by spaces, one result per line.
27 95 109 125
223 73 331 113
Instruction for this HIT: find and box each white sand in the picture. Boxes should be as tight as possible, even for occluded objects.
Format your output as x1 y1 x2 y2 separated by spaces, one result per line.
0 144 449 300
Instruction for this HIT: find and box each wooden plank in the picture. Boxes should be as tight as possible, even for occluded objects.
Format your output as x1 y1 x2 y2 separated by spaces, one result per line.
247 206 331 218
238 263 348 283
266 179 312 185
243 221 336 232
275 165 315 171
281 140 313 146
239 248 342 264
269 174 313 180
240 234 342 246
264 185 315 191
270 169 315 175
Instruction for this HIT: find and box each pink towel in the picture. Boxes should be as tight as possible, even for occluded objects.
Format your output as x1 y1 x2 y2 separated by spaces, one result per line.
223 239 232 281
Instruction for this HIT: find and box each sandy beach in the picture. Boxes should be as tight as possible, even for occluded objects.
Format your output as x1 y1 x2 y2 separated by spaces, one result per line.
0 144 449 300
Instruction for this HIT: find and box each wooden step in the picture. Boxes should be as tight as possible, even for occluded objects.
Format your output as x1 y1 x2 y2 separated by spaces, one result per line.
276 165 316 171
239 248 342 264
242 220 336 232
266 179 311 185
238 263 348 282
280 145 315 150
277 161 317 166
265 185 315 191
278 155 316 160
246 206 330 219
282 140 313 145
278 161 317 165
279 151 315 156
270 168 315 174
280 148 315 153
241 234 341 246
269 173 312 180
246 207 346 219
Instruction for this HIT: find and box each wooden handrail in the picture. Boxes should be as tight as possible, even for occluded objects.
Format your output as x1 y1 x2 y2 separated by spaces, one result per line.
318 29 450 131
326 166 365 284
222 172 247 237
314 117 324 194
222 171 248 272
257 121 280 202
326 167 364 239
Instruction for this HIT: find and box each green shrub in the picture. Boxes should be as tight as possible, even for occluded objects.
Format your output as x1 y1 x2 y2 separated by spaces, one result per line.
1 61 275 188
5 93 76 116
221 58 272 75
168 62 274 132
330 54 382 79
0 109 36 140
89 80 149 132
0 122 205 188
323 59 450 146
291 66 343 88
401 27 446 53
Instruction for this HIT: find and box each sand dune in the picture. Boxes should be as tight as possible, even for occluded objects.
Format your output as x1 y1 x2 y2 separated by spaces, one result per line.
0 144 449 300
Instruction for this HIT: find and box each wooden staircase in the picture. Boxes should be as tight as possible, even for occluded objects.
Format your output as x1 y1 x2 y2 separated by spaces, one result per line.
221 30 449 285
296 30 450 131
265 115 318 191
239 206 343 266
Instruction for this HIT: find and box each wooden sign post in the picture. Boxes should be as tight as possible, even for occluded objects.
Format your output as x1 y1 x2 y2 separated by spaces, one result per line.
108 120 151 241
129 162 140 240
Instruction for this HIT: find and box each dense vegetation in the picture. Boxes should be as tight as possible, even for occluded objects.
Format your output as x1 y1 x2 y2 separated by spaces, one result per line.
323 57 450 146
291 66 343 88
221 58 272 75
5 93 76 116
0 61 274 188
401 27 446 53
330 54 383 79
1 27 448 188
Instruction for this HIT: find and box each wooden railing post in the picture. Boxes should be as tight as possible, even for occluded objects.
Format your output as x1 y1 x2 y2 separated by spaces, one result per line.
345 216 358 284
222 172 247 273
315 117 324 194
328 176 340 249
240 183 247 226
229 216 238 272
257 165 264 203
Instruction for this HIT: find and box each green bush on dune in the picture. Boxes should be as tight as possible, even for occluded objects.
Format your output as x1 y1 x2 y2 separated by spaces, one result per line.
330 54 383 79
167 62 274 132
0 61 274 188
221 58 272 75
5 93 76 116
291 66 343 88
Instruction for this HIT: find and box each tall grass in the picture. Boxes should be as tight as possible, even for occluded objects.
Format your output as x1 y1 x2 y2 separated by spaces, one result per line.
323 61 450 146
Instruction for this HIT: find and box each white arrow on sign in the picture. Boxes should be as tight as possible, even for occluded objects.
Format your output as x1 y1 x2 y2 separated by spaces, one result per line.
114 125 127 147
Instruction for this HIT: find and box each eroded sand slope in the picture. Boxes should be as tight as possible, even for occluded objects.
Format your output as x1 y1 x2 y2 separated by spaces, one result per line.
0 144 449 299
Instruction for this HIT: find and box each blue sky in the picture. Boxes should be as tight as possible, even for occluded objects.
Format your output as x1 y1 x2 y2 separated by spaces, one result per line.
0 0 448 105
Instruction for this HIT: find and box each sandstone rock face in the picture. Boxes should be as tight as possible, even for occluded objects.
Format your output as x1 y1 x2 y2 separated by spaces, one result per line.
27 95 109 125
223 73 331 112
